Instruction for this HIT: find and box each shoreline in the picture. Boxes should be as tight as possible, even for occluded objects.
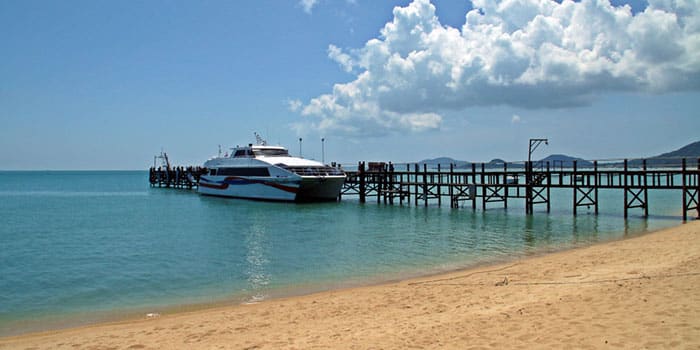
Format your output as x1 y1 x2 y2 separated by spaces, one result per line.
2 220 698 348
0 214 668 338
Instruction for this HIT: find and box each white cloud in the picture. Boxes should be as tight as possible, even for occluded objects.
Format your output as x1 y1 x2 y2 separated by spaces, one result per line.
295 0 700 136
287 99 303 112
512 114 521 123
299 0 318 14
328 45 354 73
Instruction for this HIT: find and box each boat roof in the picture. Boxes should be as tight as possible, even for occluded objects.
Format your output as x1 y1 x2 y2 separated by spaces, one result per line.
232 144 287 150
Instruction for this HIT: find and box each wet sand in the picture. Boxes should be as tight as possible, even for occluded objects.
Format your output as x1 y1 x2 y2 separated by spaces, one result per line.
2 221 699 349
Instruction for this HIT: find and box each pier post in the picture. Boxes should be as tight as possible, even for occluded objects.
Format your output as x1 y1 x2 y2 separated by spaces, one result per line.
449 163 454 208
697 158 700 219
472 163 477 211
405 164 411 203
594 160 599 215
682 158 687 221
437 164 442 206
377 163 383 205
573 160 578 216
643 159 649 217
359 161 366 203
525 161 533 214
481 163 486 210
414 164 419 206
503 162 508 209
546 161 551 213
423 164 428 207
624 159 629 219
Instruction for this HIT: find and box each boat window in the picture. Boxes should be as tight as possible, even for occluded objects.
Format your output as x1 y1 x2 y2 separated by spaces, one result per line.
216 167 271 177
210 168 217 176
233 150 247 158
253 148 290 157
282 166 345 176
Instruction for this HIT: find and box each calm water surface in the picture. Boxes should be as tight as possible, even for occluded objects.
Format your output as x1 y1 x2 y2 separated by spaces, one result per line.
0 171 684 335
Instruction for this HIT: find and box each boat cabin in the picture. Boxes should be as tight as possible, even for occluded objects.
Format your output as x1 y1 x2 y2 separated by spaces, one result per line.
231 144 290 158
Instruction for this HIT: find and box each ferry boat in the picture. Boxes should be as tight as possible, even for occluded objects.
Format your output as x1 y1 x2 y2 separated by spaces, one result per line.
198 136 346 201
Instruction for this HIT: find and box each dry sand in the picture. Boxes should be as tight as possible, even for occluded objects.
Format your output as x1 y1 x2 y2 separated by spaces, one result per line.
2 221 699 349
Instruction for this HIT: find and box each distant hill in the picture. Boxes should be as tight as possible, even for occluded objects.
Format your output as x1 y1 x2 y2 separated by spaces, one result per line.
484 158 514 169
539 154 593 168
417 155 592 168
629 140 700 167
413 140 699 169
417 157 470 168
656 140 700 158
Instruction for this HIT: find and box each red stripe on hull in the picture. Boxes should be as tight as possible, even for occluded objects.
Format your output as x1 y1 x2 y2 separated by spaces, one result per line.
200 176 298 194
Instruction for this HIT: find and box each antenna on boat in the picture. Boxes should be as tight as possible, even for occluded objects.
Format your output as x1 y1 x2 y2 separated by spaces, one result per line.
254 132 267 146
218 144 222 158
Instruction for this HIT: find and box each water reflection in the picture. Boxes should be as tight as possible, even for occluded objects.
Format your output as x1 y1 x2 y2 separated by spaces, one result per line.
571 214 599 244
244 222 271 302
192 192 675 305
624 217 649 237
195 196 274 303
523 215 536 248
517 214 554 251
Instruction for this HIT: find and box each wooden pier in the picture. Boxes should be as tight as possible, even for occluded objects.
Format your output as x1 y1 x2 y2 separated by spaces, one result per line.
149 166 206 189
149 150 207 189
147 156 699 221
341 158 700 221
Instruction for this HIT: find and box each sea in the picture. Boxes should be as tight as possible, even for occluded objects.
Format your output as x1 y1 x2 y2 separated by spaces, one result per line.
0 170 687 336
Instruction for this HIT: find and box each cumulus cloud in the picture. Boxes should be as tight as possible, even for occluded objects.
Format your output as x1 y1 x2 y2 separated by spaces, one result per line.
299 0 318 14
295 0 700 136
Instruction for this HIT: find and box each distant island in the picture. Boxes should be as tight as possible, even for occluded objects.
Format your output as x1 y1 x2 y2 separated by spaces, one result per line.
628 140 700 167
415 140 700 168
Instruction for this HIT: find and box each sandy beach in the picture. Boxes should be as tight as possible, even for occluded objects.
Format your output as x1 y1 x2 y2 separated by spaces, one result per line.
2 220 699 349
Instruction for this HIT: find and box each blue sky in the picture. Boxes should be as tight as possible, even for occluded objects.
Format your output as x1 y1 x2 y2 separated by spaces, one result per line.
1 0 698 170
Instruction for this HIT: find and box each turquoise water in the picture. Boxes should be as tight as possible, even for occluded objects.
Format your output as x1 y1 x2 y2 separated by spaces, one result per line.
0 171 685 336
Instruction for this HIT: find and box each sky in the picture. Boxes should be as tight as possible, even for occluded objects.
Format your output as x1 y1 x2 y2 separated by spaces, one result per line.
1 0 698 170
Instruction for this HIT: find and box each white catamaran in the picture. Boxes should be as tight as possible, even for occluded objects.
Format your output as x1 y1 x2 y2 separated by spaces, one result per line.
198 135 346 201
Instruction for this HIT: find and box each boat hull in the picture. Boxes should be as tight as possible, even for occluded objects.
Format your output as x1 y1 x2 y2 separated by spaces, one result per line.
296 176 346 201
197 175 344 202
198 176 299 201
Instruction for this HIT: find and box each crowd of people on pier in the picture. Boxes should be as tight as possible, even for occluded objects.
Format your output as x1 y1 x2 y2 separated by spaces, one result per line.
149 166 207 189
